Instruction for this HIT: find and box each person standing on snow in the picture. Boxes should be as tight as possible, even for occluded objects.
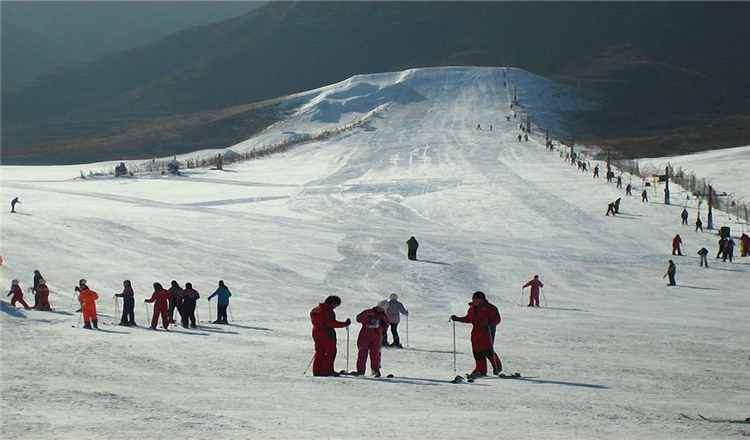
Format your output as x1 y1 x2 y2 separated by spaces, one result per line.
681 209 689 225
625 183 632 196
145 282 171 330
10 197 20 213
36 279 51 311
722 238 735 262
7 279 30 309
697 247 709 268
671 234 683 256
77 280 99 329
208 280 232 324
310 295 351 377
641 189 649 202
115 280 136 326
451 291 502 378
383 293 409 348
695 217 703 232
167 280 184 324
32 269 44 309
406 236 419 261
523 275 544 307
664 260 677 286
716 237 728 259
354 300 390 377
180 283 200 328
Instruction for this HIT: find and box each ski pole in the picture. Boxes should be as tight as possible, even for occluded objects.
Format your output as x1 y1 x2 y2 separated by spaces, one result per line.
69 290 78 309
346 326 350 373
452 320 457 375
406 314 409 348
521 287 525 305
541 287 547 307
228 304 234 322
207 300 212 323
114 297 120 324
195 303 201 324
303 353 315 375
144 302 150 325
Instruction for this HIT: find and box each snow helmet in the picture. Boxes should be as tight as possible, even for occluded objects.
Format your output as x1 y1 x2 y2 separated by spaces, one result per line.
389 292 398 300
377 300 390 311
38 279 46 285
472 291 486 300
79 279 87 287
11 279 19 285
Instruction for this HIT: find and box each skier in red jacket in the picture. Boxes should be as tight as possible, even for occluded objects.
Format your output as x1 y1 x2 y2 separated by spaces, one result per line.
672 234 683 256
354 301 390 377
145 283 172 330
7 279 30 309
310 296 350 376
523 275 544 307
451 291 502 378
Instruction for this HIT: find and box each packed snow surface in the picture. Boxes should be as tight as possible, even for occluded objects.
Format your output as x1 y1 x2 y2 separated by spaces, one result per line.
2 67 749 439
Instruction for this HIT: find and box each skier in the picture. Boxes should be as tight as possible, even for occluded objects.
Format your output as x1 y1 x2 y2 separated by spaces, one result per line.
406 236 419 261
144 282 171 330
625 183 632 196
641 189 648 202
614 198 622 214
681 209 689 225
207 280 232 324
167 280 183 324
593 165 599 178
77 280 99 329
10 197 20 213
671 234 683 256
740 234 750 257
476 124 481 130
616 176 622 189
32 269 44 309
606 202 617 216
7 279 30 309
310 296 350 377
522 275 544 307
383 293 409 347
716 237 728 259
450 291 502 378
722 238 735 262
180 282 200 328
36 279 51 311
697 247 709 268
517 134 522 142
695 217 703 232
354 300 390 377
664 260 677 286
115 280 136 326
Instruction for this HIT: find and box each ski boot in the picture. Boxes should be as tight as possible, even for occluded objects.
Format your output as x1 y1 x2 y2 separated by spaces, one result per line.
372 369 381 378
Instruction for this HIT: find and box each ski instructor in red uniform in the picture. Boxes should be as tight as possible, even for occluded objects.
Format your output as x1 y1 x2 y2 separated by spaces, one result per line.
451 291 502 379
310 295 350 377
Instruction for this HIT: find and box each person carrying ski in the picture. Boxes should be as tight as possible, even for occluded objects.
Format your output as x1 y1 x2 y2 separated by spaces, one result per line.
671 234 683 256
180 283 200 328
10 197 20 213
523 275 544 307
310 295 351 377
207 280 232 324
681 209 689 225
7 279 30 309
36 279 51 311
354 300 390 377
697 247 709 268
406 236 419 261
77 279 99 329
115 280 136 326
451 291 502 378
383 293 409 348
664 260 677 286
145 282 171 330
167 280 183 324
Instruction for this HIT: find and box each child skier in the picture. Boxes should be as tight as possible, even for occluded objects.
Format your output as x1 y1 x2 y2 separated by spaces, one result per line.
36 279 51 311
7 279 30 309
383 293 409 347
451 291 502 378
77 280 99 329
354 300 390 377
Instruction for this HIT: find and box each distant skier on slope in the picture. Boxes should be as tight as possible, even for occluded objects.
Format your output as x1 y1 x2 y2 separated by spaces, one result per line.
207 280 232 324
722 238 735 262
451 291 502 379
32 269 44 309
115 280 136 326
672 235 683 256
10 197 20 213
354 300 390 377
523 275 544 307
310 295 350 377
77 279 99 329
383 293 408 347
406 236 419 261
664 260 677 286
36 279 51 311
145 282 171 330
681 209 689 225
606 202 617 216
697 247 709 268
641 189 649 202
180 283 200 328
695 217 703 232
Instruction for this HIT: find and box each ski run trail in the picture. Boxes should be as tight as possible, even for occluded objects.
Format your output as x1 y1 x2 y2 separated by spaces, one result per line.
2 67 748 439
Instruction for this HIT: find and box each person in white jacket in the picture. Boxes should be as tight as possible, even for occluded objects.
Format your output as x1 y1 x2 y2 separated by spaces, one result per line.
383 293 409 348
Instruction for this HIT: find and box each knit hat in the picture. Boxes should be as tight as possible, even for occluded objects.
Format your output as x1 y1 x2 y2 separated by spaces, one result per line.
389 293 398 300
472 291 486 300
377 300 390 310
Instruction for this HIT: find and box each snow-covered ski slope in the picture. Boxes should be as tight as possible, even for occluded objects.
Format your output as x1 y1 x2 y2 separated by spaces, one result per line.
1 67 748 439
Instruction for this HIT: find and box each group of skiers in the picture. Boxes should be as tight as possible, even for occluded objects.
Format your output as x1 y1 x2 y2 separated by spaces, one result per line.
6 275 233 330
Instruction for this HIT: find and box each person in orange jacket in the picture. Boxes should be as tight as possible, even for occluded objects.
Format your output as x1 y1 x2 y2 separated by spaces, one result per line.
145 282 171 330
77 279 99 329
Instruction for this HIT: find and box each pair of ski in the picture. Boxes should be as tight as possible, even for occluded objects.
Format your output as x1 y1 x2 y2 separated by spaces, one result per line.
451 372 529 383
339 371 394 379
680 413 749 424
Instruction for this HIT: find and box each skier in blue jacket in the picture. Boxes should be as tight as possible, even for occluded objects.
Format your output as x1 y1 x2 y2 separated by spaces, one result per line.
208 280 232 324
